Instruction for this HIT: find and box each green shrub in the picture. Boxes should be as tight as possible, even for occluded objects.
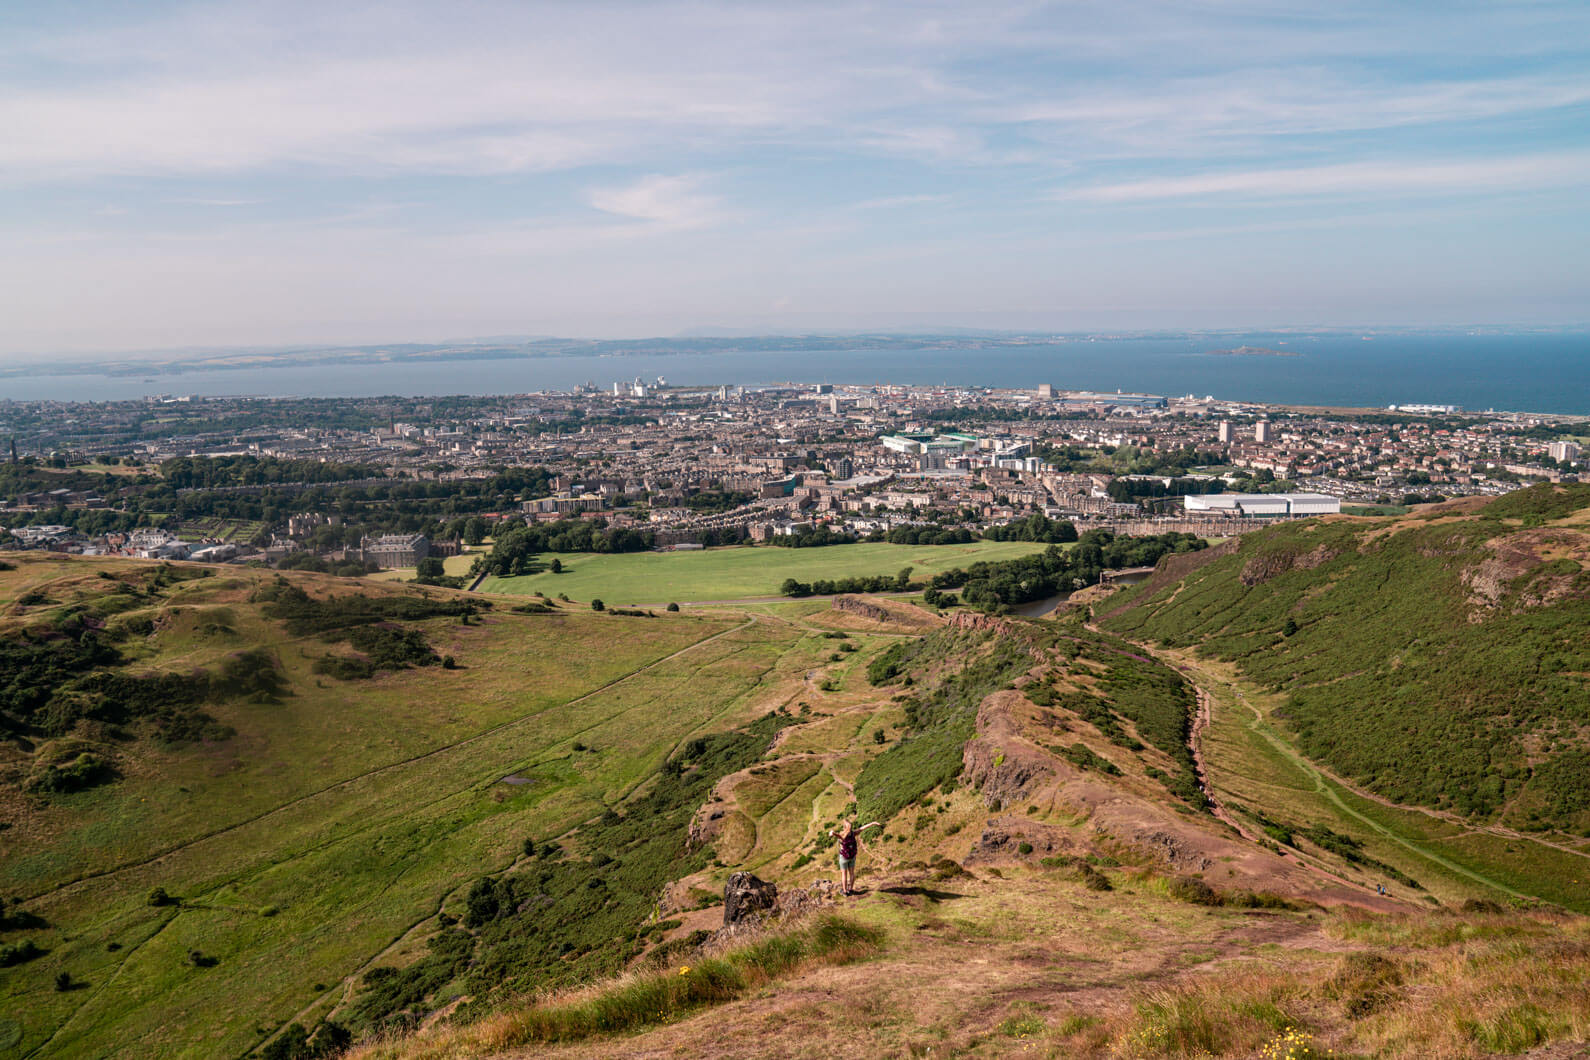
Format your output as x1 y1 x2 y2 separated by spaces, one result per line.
1079 864 1114 891
1058 742 1122 776
0 940 44 967
1165 877 1221 906
25 752 116 795
866 643 908 685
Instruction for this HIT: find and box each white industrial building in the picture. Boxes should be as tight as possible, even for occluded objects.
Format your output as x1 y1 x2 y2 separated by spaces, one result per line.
1183 493 1341 518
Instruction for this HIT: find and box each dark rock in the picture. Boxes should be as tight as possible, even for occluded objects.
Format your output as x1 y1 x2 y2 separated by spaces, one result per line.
722 871 777 926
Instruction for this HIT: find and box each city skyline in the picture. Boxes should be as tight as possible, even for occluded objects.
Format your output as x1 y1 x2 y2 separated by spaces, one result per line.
4 0 1589 358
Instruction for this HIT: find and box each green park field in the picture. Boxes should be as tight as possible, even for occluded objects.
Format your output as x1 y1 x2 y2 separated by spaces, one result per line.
478 540 1053 603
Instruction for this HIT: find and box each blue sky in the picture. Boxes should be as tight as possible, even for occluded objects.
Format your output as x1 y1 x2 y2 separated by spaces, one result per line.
3 0 1589 357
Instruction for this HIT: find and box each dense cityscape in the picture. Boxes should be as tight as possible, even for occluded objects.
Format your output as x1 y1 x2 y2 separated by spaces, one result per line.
2 380 1583 569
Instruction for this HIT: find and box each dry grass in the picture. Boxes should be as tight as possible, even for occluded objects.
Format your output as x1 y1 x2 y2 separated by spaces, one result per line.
333 864 1590 1060
1061 908 1590 1059
344 914 885 1060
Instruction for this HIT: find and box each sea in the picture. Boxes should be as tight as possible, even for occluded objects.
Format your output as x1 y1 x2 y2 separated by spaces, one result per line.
3 332 1588 414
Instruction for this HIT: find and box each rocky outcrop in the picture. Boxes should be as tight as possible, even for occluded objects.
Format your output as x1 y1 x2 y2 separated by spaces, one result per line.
687 801 729 852
962 690 1054 807
831 595 895 622
945 612 1048 660
1239 543 1339 586
1463 531 1588 613
1239 550 1293 586
1133 829 1214 873
946 611 1018 636
722 871 777 926
967 818 1069 864
774 878 843 918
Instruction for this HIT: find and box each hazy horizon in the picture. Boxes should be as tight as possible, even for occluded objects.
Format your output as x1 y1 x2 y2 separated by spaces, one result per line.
8 320 1590 368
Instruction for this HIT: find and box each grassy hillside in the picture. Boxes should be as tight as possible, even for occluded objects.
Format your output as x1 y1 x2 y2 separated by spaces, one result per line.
1100 483 1590 835
0 554 893 1059
6 545 1589 1060
478 540 1051 603
340 605 1590 1060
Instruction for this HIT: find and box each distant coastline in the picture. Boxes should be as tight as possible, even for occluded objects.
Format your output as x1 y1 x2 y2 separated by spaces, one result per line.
1206 345 1301 358
0 331 1585 415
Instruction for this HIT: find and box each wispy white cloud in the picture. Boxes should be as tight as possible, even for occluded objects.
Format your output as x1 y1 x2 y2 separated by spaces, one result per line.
8 1 1580 184
4 0 1590 351
586 174 721 230
1060 153 1590 203
1005 72 1590 140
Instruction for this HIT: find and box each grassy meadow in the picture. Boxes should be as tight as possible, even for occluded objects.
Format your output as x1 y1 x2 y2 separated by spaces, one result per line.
478 539 1052 603
365 551 479 583
0 554 907 1059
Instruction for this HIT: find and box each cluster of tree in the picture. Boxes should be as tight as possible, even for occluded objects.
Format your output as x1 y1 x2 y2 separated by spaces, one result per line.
764 525 857 548
871 525 976 546
1032 442 1224 478
259 581 479 637
24 752 116 795
682 489 755 513
2 462 558 548
473 519 655 577
278 553 380 578
780 567 914 597
981 512 1078 543
1105 477 1225 502
931 531 1205 612
160 455 380 490
258 581 475 681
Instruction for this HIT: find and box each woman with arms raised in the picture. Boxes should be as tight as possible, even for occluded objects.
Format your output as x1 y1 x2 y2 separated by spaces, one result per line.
829 819 880 896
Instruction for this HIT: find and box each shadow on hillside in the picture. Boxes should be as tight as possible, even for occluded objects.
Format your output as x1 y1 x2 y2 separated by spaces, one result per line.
876 885 968 901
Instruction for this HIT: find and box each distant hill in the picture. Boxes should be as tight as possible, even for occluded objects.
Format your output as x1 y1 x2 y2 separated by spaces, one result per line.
1100 483 1590 834
1206 345 1301 357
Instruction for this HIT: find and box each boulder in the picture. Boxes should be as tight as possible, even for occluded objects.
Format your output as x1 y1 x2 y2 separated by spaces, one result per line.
722 871 777 926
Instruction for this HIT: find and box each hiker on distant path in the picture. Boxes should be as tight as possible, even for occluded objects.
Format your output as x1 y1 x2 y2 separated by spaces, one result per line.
830 819 880 896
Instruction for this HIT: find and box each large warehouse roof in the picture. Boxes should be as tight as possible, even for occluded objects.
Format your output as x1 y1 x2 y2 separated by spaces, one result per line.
1183 493 1341 517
